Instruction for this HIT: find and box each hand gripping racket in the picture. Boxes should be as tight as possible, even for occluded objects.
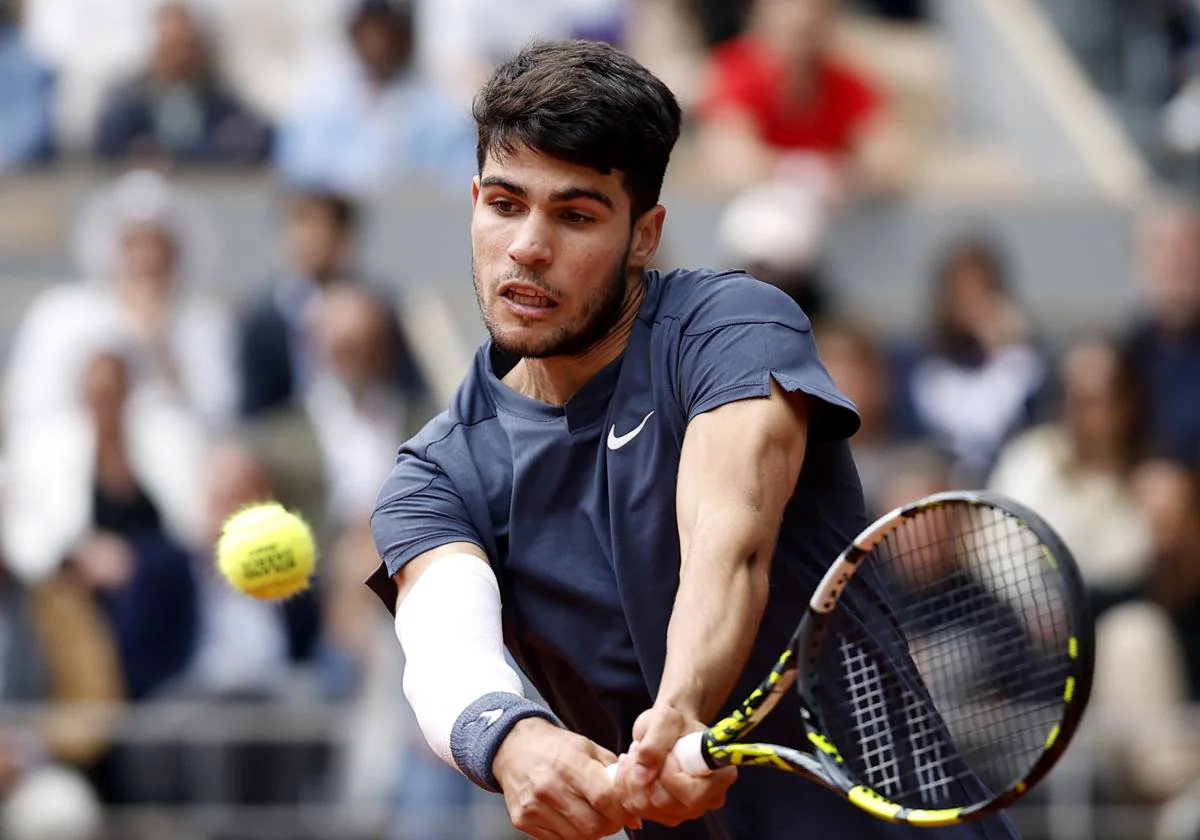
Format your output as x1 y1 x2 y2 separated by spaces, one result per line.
627 491 1094 827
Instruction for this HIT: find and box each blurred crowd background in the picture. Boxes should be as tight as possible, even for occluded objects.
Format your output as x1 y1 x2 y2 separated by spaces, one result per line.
0 0 1197 838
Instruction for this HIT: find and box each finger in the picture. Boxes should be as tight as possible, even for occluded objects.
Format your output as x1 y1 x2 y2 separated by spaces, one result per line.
520 825 569 840
519 805 586 840
586 741 620 767
580 762 643 831
630 712 683 785
635 708 683 759
646 776 689 819
512 775 604 840
658 762 738 811
557 757 636 837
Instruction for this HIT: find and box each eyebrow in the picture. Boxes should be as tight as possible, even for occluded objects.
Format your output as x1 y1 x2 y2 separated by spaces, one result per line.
480 176 615 212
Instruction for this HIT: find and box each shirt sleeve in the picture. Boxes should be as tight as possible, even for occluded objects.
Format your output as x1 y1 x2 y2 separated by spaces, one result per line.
677 275 860 440
367 451 484 612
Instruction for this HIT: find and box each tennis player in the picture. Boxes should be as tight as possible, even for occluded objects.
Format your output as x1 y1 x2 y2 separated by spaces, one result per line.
368 40 1019 840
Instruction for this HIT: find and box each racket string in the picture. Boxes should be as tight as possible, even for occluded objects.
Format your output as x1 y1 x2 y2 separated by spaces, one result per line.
812 502 1075 810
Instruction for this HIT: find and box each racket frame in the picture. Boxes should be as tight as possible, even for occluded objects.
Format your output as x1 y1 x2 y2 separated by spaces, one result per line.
693 490 1095 827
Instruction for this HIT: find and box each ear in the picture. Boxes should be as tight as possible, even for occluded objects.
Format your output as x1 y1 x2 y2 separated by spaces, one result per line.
628 205 666 270
471 175 481 205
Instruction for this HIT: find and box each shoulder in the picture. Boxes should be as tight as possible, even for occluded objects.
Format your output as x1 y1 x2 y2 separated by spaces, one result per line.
653 268 810 335
402 348 499 463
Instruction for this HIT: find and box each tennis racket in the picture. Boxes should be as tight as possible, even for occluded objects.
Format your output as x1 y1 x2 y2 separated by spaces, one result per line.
620 490 1094 827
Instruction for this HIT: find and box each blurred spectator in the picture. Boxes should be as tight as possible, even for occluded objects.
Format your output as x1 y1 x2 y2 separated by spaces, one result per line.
94 1 272 166
70 352 199 702
1085 455 1200 811
717 181 831 324
988 337 1153 616
893 235 1047 485
238 188 358 417
4 169 238 432
4 350 203 694
414 0 629 103
1124 196 1200 464
0 554 118 840
1134 459 1200 700
1091 599 1199 806
183 443 318 701
237 187 430 424
275 0 476 197
0 0 55 173
199 0 355 124
166 441 324 809
22 0 158 153
694 0 910 200
307 284 433 529
3 341 208 585
815 319 898 516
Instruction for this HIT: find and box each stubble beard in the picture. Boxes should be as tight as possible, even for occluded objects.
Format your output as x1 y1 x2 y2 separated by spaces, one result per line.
472 249 632 360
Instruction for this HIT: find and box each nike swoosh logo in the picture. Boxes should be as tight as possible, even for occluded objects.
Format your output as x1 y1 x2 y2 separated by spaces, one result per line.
607 411 655 451
478 709 503 726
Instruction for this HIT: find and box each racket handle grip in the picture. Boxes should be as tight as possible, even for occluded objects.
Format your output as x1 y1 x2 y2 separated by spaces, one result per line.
602 732 712 782
671 731 712 777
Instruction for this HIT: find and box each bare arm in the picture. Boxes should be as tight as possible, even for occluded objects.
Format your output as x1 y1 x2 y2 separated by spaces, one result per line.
391 540 488 610
658 380 810 721
615 382 810 822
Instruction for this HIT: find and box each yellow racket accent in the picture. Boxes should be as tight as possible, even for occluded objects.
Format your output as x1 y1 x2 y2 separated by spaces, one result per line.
848 787 965 827
710 649 794 744
1044 724 1061 749
848 787 903 820
905 808 966 827
806 732 844 762
711 744 797 771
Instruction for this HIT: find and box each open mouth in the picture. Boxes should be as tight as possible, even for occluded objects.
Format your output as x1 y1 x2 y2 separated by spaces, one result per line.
502 289 557 308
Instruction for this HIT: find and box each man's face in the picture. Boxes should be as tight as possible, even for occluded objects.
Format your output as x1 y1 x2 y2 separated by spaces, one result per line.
471 145 647 359
153 3 205 81
120 223 175 288
285 197 347 279
1141 207 1200 327
756 0 835 63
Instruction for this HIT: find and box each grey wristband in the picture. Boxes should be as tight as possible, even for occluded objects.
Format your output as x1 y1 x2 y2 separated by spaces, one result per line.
450 691 561 792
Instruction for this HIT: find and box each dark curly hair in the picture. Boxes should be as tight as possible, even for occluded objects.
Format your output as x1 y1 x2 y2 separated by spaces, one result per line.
472 40 683 219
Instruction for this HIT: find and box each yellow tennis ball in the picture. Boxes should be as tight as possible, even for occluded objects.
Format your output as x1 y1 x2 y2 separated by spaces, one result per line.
216 502 315 600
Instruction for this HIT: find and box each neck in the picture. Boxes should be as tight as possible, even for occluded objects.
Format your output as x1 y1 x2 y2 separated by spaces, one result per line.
508 276 646 406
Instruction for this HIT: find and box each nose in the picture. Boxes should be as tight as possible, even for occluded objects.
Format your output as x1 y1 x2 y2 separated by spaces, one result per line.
507 214 552 267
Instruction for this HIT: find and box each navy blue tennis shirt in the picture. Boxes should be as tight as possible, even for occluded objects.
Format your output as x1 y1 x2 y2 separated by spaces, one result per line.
368 268 1017 839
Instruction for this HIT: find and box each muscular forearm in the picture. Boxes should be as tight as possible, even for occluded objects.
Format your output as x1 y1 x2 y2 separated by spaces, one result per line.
656 512 773 721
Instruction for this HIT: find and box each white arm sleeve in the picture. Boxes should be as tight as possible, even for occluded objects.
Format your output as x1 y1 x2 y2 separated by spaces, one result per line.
394 552 525 766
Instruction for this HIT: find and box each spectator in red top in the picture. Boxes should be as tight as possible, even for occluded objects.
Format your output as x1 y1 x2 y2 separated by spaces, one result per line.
696 0 911 202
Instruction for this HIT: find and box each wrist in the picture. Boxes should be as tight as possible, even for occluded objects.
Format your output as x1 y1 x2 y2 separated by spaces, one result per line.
491 716 558 785
654 674 708 723
450 692 561 792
